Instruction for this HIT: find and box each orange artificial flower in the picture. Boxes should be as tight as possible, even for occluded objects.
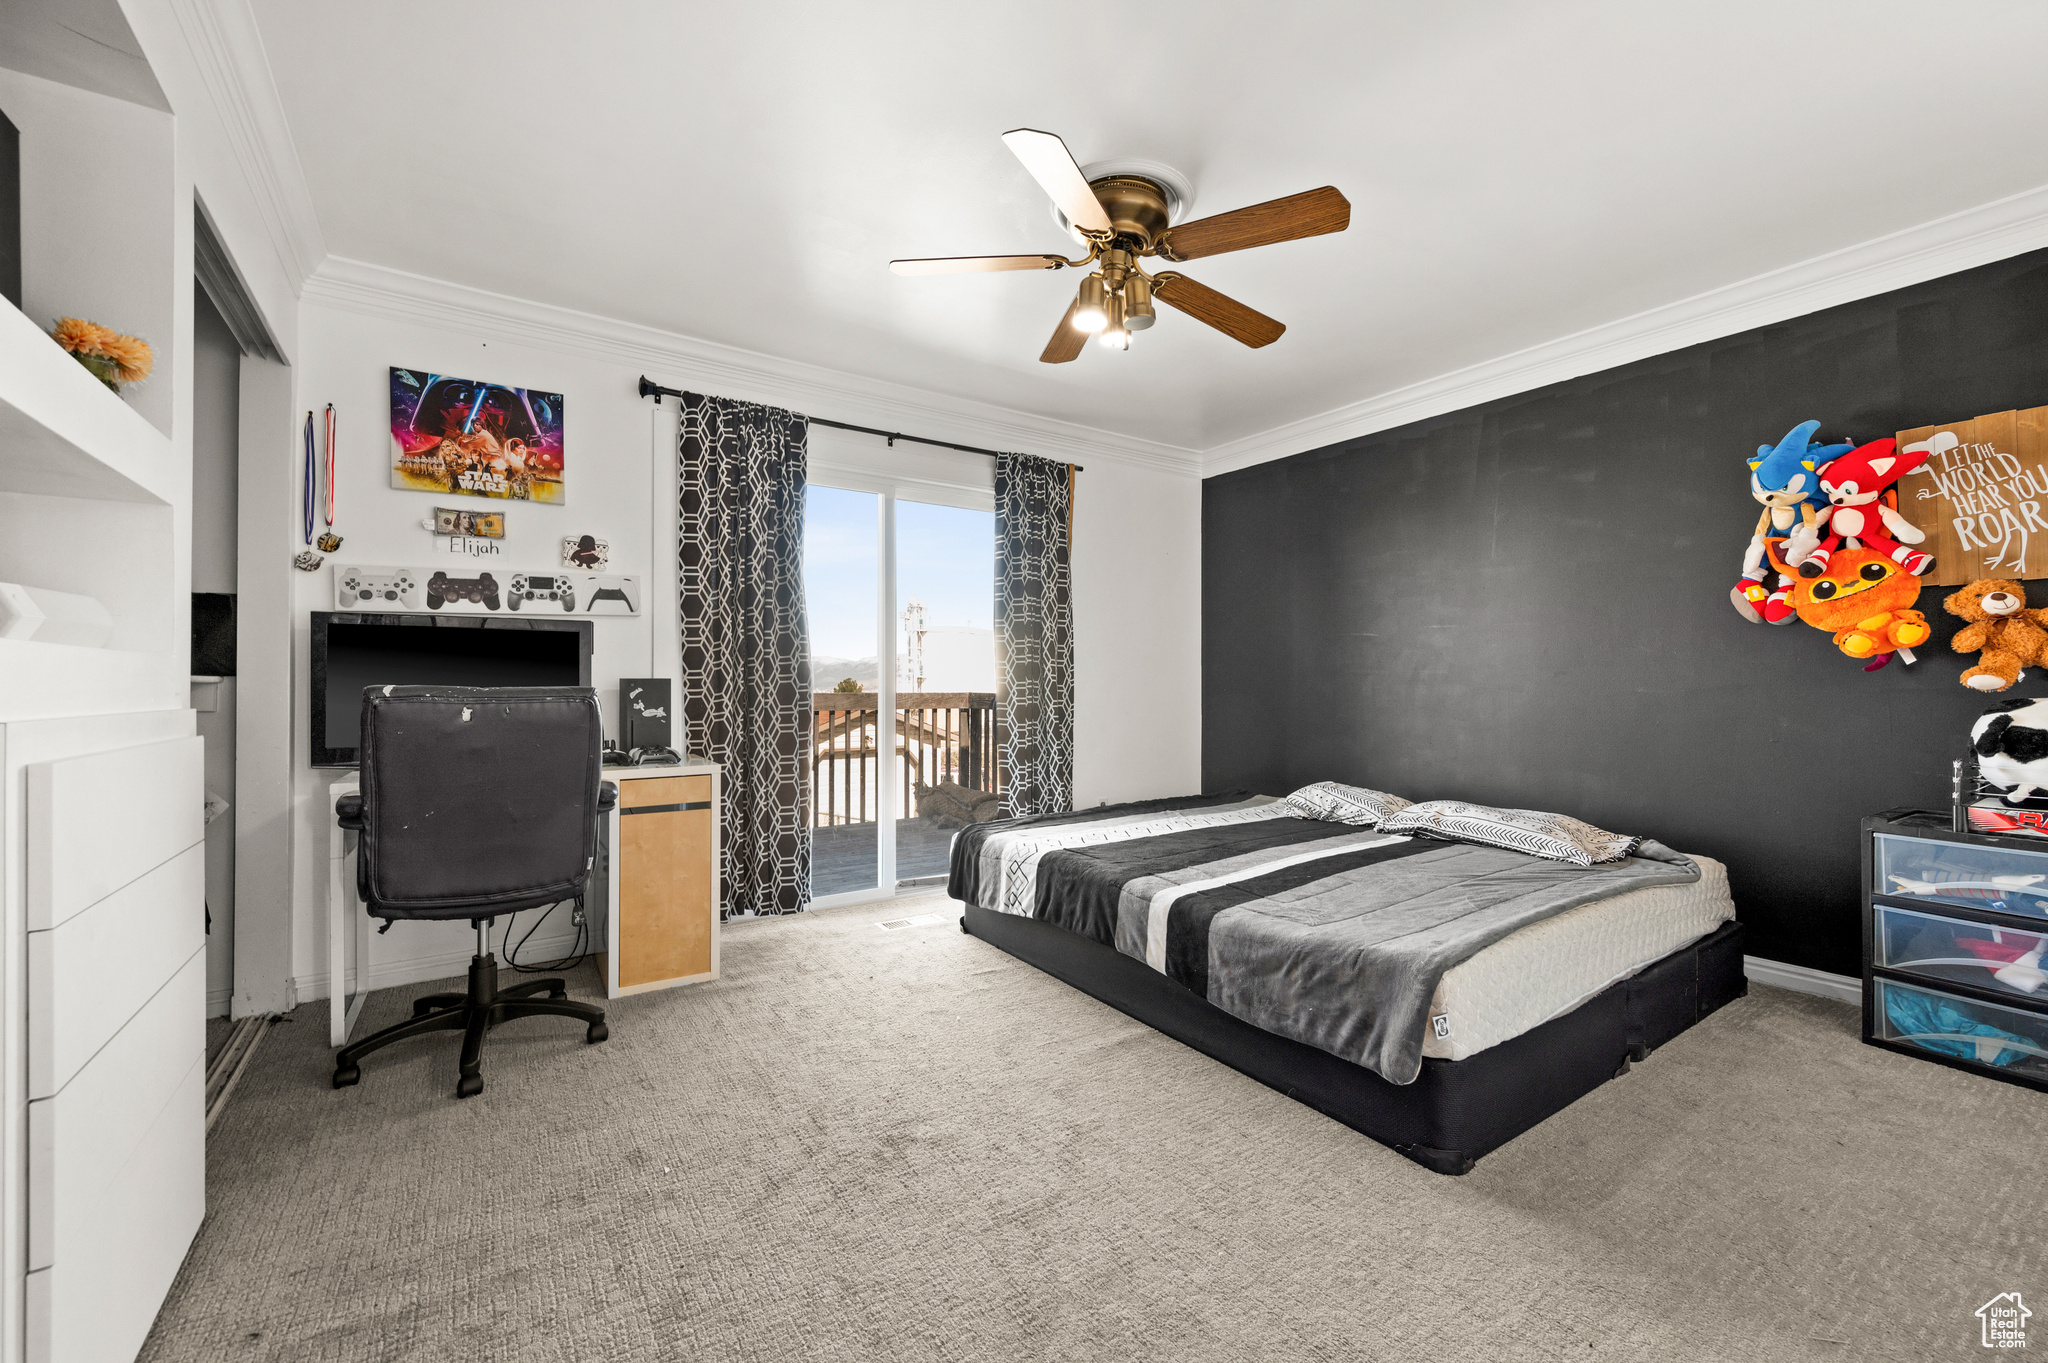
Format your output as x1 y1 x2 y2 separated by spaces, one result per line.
96 331 153 383
51 317 110 355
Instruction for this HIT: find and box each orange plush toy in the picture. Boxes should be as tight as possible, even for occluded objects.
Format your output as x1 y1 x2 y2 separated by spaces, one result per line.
1944 579 2048 692
1765 542 1932 671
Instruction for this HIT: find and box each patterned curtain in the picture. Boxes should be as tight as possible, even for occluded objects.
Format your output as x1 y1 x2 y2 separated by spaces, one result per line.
677 393 812 916
995 453 1075 816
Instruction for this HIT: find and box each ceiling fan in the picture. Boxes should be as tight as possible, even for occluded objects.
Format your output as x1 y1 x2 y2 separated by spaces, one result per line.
890 129 1350 363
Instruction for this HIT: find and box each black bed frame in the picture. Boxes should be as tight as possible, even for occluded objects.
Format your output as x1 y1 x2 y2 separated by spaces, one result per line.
961 905 1746 1175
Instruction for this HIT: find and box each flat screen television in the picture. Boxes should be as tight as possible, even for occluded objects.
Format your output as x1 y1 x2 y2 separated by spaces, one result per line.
310 612 594 767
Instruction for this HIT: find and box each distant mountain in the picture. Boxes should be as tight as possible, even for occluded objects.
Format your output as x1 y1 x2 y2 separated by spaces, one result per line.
810 655 878 690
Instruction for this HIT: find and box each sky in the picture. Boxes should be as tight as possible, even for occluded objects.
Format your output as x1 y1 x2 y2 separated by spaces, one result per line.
803 486 994 661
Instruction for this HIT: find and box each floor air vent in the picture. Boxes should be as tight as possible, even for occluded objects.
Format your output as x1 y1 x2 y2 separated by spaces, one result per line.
877 911 952 931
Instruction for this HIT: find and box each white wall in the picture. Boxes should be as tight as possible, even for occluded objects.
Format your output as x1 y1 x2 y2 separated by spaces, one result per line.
282 294 1201 1000
288 300 663 995
1069 454 1202 808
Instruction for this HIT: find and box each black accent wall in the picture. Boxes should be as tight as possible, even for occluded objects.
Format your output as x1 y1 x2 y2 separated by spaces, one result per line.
1202 248 2048 978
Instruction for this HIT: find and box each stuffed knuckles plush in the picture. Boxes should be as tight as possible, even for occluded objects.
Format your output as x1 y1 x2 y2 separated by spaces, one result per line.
1974 697 2048 804
1790 437 1935 579
1945 579 2048 691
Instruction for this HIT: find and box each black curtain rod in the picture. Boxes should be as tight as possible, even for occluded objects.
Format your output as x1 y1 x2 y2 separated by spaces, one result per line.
637 376 1081 472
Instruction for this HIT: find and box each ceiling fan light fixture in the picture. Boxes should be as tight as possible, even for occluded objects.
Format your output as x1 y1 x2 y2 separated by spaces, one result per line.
1097 296 1130 350
895 128 1351 365
1072 275 1109 333
1124 274 1155 330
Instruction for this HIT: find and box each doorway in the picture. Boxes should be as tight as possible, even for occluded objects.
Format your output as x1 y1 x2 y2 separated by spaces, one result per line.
191 282 239 1016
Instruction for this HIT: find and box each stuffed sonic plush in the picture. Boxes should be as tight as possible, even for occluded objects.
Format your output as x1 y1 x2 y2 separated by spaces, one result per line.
1973 697 2048 805
1733 419 1854 624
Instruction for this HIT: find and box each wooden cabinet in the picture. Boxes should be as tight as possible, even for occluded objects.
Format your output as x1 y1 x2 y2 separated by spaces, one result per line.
592 763 721 997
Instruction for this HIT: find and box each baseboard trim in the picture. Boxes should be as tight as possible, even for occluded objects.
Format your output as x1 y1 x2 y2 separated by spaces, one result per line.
1743 955 1862 1005
294 930 585 1003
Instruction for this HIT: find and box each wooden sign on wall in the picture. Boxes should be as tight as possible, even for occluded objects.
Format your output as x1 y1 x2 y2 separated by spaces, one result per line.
1894 406 2048 585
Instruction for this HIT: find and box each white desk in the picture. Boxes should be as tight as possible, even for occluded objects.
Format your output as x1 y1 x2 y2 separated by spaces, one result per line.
322 760 723 1045
323 774 372 1047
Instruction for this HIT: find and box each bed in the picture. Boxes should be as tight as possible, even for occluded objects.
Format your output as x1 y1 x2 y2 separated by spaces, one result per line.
949 791 1746 1174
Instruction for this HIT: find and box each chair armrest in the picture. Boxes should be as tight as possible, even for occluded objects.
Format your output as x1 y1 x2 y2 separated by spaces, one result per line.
598 781 618 812
335 793 365 830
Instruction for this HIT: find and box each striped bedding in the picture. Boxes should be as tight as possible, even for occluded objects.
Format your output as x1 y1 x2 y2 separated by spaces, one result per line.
948 792 1702 1085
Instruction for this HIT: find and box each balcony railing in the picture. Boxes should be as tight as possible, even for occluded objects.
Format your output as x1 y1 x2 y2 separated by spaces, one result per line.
812 692 998 828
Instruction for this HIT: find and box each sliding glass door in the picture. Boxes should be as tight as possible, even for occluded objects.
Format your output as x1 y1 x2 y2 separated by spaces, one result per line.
894 498 996 882
804 485 883 897
804 481 994 902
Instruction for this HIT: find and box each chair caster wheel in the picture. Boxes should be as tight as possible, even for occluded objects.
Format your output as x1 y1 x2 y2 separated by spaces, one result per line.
412 1000 434 1016
550 987 568 1000
332 1065 360 1089
457 1073 483 1098
587 1021 609 1044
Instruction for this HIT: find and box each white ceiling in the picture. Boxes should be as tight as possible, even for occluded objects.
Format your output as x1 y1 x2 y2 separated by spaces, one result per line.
249 0 2048 454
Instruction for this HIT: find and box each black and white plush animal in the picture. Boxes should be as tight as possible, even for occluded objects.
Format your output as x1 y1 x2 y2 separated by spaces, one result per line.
1973 698 2048 804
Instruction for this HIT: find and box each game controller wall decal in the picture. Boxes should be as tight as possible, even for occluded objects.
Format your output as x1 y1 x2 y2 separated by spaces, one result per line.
580 575 639 615
508 572 574 612
330 566 637 616
335 568 420 609
426 570 500 610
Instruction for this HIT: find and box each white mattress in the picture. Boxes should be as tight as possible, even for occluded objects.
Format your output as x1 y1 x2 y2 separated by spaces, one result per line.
1420 853 1735 1061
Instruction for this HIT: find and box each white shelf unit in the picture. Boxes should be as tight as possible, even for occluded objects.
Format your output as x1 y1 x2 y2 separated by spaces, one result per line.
0 294 175 507
0 291 180 721
0 23 201 1363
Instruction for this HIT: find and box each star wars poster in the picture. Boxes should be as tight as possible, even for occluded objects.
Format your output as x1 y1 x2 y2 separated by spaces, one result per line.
390 368 565 504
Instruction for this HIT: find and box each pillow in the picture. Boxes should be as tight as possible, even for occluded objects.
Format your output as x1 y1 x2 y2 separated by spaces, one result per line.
1283 781 1413 828
1380 800 1640 867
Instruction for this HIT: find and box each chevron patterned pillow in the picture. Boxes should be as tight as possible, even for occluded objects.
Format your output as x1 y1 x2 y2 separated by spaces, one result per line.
1283 781 1413 828
1381 800 1641 866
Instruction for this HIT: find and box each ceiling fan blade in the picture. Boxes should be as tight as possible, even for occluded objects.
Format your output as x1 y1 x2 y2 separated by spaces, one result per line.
1156 186 1351 262
1039 297 1089 364
890 254 1069 276
1001 129 1114 237
1152 273 1285 348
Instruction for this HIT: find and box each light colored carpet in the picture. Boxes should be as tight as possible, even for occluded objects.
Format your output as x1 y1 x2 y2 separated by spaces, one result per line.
141 896 2044 1362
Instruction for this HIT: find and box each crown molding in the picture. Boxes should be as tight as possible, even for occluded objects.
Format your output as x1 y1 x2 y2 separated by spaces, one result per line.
1203 181 2048 478
302 256 1202 476
168 0 328 287
294 177 2048 482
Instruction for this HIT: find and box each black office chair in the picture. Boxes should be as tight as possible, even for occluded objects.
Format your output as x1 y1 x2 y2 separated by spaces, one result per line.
331 685 617 1098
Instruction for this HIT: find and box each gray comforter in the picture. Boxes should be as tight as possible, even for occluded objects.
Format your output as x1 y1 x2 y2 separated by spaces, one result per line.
948 793 1701 1084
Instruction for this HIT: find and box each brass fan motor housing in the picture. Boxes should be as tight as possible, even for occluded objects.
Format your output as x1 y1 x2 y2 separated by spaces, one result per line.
1087 175 1173 252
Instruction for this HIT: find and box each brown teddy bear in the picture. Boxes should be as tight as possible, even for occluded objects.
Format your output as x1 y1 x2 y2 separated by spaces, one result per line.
1944 579 2048 691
